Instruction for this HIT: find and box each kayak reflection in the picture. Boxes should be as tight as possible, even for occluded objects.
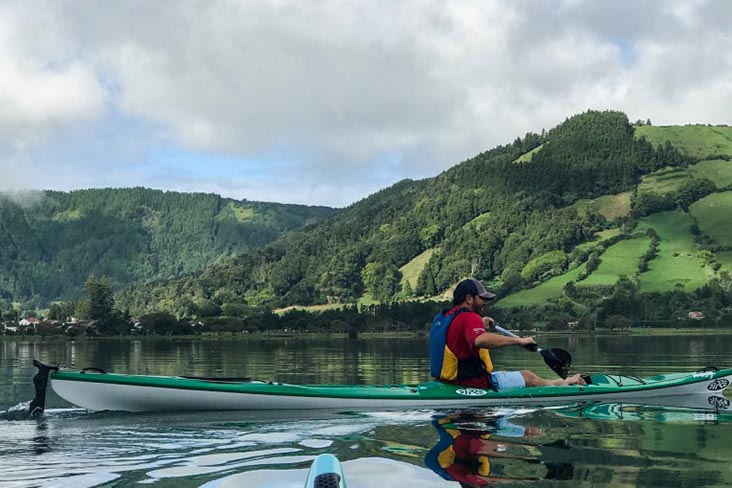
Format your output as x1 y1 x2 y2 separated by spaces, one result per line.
424 412 574 486
556 400 732 423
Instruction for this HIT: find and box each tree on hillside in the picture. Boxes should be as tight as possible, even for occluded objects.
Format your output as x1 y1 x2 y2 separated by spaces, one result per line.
85 275 115 321
674 178 716 210
137 312 186 335
82 274 130 335
416 266 438 297
2 309 18 324
48 301 76 322
601 276 641 319
362 262 402 302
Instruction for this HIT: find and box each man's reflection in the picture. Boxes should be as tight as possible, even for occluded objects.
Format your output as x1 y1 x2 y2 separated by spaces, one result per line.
424 413 573 486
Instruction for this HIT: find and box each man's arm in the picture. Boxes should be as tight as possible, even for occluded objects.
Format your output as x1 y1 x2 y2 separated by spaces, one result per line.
474 332 536 350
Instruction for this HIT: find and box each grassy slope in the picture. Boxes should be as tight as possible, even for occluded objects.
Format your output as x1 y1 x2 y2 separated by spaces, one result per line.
636 211 713 292
689 159 732 188
499 209 715 305
514 144 544 163
571 193 632 220
637 159 732 196
635 125 732 159
465 212 492 230
498 205 724 306
275 291 381 314
497 263 587 307
578 235 651 286
690 191 732 247
499 229 626 306
717 251 732 273
638 166 690 195
398 211 497 294
400 248 436 289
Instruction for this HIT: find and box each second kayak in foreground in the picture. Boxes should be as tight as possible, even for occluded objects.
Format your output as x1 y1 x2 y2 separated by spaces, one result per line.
305 454 346 488
33 361 732 413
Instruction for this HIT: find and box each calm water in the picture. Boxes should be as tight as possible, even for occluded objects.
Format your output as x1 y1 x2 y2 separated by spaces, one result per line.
2 333 732 487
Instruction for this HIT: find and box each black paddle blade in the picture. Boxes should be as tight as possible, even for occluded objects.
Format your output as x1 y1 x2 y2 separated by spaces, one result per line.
30 360 59 416
540 348 572 379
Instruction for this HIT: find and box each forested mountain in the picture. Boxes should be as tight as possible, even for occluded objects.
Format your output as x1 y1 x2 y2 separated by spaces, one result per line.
116 110 728 319
7 109 730 330
0 188 334 308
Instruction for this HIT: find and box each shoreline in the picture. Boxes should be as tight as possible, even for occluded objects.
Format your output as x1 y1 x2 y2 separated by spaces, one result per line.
2 327 731 342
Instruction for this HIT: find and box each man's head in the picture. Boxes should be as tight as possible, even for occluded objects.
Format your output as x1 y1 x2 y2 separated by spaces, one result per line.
453 278 496 313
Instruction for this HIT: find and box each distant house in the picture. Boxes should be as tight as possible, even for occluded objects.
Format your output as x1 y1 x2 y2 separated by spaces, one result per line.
688 311 705 320
19 317 40 328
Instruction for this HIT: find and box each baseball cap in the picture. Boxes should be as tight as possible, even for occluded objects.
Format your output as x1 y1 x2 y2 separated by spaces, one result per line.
453 278 497 301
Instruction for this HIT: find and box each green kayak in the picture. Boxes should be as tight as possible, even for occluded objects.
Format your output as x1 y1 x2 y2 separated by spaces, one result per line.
31 360 732 413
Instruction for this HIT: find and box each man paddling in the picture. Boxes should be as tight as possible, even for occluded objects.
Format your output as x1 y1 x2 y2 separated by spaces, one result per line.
430 278 585 390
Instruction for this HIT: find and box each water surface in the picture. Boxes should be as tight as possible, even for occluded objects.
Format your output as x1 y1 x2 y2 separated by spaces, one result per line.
2 333 732 487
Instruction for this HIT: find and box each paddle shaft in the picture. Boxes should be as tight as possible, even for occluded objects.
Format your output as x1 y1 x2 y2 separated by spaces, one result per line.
493 324 572 379
493 324 542 352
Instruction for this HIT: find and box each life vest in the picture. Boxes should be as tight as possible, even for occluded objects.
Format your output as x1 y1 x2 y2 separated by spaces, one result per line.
430 308 493 382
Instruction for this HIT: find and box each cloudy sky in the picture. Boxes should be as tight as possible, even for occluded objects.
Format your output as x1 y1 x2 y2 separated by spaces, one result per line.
1 1 730 207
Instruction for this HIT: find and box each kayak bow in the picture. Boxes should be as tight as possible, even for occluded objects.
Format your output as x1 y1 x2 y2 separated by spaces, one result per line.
35 361 732 413
305 454 346 488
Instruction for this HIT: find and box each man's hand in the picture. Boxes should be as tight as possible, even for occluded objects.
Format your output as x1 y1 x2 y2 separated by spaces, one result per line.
482 316 496 330
518 336 538 351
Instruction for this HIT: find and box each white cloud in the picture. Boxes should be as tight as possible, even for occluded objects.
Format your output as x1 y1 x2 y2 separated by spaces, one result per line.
0 0 731 206
0 4 105 126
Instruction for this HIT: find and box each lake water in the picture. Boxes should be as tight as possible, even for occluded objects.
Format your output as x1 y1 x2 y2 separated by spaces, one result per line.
2 333 732 487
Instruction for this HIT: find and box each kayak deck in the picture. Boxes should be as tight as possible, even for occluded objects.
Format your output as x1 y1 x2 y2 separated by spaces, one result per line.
45 367 732 412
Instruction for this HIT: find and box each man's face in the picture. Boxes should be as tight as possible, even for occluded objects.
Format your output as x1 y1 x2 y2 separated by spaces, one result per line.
466 294 488 314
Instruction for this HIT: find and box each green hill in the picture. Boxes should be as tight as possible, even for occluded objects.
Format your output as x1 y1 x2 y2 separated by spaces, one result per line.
8 111 732 327
0 188 334 308
116 110 702 316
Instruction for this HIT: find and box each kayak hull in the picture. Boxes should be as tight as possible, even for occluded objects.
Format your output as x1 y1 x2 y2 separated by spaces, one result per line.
49 368 732 412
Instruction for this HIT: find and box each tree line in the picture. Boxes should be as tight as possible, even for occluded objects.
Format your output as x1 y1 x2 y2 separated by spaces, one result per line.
2 274 445 337
7 270 731 337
